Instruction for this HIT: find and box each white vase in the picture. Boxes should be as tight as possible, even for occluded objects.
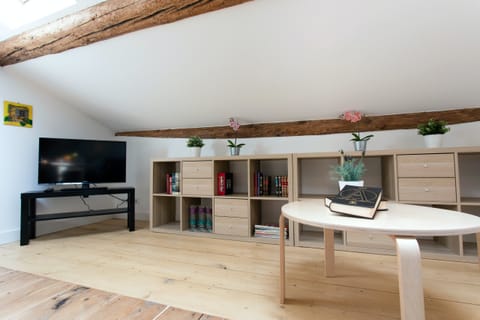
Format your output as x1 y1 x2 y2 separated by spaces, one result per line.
338 180 364 191
423 134 443 148
190 147 201 157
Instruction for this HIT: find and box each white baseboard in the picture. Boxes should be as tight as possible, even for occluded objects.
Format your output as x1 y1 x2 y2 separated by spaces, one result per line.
0 229 19 245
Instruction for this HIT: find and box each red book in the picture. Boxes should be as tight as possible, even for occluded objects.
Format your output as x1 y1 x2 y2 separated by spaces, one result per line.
218 172 226 195
218 172 233 195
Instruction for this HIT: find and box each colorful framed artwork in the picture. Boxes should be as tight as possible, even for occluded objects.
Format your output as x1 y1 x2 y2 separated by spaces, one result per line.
3 101 33 128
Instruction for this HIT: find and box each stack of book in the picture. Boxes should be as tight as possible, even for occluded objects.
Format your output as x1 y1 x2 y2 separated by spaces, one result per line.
165 172 180 194
217 172 233 195
254 225 288 239
253 172 288 197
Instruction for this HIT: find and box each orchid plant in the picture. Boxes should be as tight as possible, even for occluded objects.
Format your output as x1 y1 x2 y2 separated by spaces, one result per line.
227 118 245 148
341 110 374 142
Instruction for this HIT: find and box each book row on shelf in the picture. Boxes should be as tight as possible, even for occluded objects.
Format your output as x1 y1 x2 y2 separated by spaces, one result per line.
254 225 288 239
165 172 180 194
253 172 288 197
217 172 233 195
189 205 212 232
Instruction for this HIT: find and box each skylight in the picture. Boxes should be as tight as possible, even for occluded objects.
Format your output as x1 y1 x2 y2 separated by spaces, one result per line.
0 0 76 30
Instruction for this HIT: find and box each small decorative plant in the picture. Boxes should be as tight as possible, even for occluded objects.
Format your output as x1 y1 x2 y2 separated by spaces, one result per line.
417 119 450 136
341 110 374 142
186 136 204 148
227 118 245 148
332 150 366 181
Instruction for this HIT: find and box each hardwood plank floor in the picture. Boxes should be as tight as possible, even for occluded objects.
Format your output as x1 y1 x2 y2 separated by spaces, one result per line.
0 266 222 319
0 219 479 320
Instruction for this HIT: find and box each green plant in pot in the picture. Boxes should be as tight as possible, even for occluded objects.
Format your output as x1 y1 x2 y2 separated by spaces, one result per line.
417 119 450 148
332 150 366 190
187 136 204 157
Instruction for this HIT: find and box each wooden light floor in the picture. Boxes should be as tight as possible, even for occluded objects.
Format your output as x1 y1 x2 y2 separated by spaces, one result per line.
0 219 479 320
0 267 221 319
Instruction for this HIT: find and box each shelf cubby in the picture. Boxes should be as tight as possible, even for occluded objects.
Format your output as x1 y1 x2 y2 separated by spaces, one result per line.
214 158 248 197
151 195 181 232
182 197 213 232
249 156 291 198
458 153 480 205
152 160 181 194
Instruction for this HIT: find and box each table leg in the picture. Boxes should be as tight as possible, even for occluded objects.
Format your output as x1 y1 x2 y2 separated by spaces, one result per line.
324 228 335 277
395 237 425 320
279 213 286 304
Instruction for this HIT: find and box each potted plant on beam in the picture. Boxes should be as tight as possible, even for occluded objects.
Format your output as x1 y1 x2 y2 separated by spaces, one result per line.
186 136 204 157
417 119 450 148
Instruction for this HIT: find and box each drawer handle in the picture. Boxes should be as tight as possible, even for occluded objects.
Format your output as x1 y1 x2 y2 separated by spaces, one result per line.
423 163 428 168
424 188 430 192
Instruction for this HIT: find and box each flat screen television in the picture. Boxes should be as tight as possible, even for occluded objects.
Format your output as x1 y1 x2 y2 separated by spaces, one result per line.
38 137 127 187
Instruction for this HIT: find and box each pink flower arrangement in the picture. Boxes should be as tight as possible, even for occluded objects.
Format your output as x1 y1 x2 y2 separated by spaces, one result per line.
228 118 245 148
340 111 374 141
342 110 362 123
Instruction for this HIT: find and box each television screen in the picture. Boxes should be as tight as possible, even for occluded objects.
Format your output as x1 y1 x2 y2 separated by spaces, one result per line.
38 137 126 186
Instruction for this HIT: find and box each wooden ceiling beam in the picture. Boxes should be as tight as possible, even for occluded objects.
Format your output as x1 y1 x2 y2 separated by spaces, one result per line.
115 107 480 138
0 0 252 66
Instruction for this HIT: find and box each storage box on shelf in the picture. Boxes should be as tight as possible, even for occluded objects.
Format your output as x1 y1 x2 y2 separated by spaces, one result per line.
150 155 294 245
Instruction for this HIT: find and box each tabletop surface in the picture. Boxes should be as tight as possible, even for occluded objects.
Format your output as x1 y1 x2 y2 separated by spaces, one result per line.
282 200 480 236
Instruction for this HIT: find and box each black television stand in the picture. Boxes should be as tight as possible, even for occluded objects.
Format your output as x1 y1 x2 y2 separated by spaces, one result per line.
20 187 135 245
60 186 108 192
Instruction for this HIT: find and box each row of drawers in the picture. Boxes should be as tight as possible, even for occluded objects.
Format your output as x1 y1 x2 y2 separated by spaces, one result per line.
397 153 456 202
214 198 249 237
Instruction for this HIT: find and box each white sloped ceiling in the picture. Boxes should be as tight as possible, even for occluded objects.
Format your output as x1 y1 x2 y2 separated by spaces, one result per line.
3 0 480 132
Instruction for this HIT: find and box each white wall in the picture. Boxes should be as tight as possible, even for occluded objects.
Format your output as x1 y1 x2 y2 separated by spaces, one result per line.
0 69 128 244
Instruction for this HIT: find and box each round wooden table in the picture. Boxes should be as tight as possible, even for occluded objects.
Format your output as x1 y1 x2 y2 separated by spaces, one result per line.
280 200 480 320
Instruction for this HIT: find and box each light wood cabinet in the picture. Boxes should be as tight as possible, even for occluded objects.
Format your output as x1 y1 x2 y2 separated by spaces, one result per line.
291 147 480 262
150 147 480 262
150 155 293 245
